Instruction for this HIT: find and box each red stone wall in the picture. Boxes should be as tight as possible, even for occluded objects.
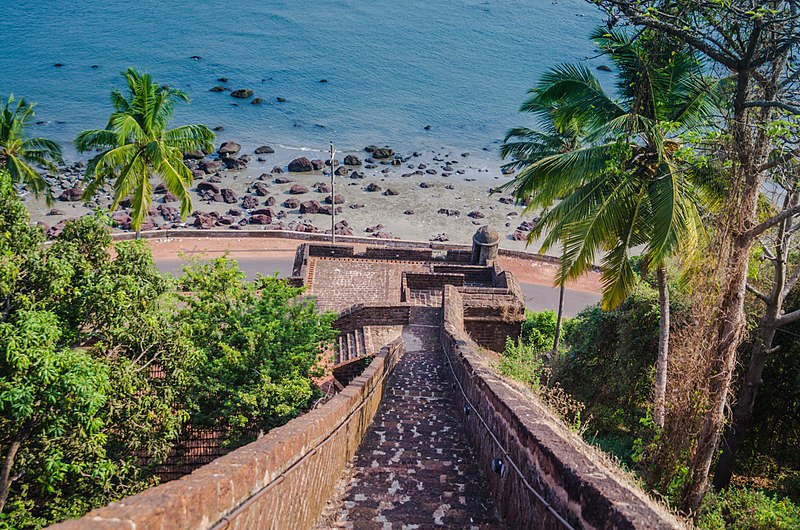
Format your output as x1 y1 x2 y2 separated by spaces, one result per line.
50 339 405 530
440 286 682 530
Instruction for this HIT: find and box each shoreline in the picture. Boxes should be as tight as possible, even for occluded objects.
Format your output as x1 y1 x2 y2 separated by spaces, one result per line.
21 140 553 254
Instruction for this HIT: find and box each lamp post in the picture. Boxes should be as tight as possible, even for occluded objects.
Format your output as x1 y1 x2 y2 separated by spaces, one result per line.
329 141 336 243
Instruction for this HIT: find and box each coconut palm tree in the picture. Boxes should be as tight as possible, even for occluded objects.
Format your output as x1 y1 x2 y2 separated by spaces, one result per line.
501 29 720 428
76 68 215 233
0 95 63 202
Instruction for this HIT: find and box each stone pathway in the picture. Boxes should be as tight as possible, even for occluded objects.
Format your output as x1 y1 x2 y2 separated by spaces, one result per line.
318 308 502 529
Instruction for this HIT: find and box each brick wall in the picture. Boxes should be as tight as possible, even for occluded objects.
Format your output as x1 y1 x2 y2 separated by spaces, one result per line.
50 338 405 530
403 272 465 290
333 304 411 332
440 286 683 530
363 247 433 261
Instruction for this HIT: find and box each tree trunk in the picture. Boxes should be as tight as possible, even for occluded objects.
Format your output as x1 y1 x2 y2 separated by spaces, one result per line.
654 267 670 429
713 320 778 489
553 280 565 353
0 429 27 515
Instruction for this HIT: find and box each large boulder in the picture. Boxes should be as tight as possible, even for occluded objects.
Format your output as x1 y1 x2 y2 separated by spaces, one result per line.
197 182 221 194
289 184 309 195
158 205 180 222
58 187 83 202
255 145 275 154
299 200 321 214
163 192 178 203
371 147 394 159
283 198 300 209
193 214 216 229
220 188 237 204
154 183 167 194
221 156 246 170
343 154 361 166
323 193 345 204
200 160 222 174
310 159 326 170
184 150 205 160
288 157 313 172
218 141 241 156
241 195 259 209
249 213 272 225
252 182 270 196
111 211 132 228
365 183 381 192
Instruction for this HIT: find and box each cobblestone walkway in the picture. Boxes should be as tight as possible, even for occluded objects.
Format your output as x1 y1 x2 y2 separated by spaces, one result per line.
321 308 502 529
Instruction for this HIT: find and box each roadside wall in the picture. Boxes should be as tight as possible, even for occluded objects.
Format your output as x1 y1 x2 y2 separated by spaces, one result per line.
50 338 405 530
440 286 683 530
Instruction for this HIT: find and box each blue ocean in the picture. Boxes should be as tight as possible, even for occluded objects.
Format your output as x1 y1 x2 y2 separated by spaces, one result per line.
0 0 602 158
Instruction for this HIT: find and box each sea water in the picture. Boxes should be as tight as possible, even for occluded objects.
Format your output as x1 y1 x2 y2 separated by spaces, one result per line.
0 0 603 159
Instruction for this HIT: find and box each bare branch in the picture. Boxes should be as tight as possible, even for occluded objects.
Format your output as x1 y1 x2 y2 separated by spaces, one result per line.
746 283 772 304
744 203 800 241
743 100 800 114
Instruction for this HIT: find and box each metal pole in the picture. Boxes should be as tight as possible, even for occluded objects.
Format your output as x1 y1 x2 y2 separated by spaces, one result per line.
330 141 336 243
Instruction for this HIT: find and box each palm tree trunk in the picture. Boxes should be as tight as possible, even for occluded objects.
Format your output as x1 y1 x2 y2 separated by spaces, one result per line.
654 267 670 429
553 280 565 353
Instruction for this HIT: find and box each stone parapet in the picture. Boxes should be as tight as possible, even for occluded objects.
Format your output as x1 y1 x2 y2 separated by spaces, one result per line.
50 338 405 530
440 285 683 530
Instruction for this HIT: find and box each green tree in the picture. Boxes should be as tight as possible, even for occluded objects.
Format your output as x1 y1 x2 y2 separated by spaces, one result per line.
76 68 215 233
501 28 718 429
0 95 63 202
590 0 800 513
176 257 338 447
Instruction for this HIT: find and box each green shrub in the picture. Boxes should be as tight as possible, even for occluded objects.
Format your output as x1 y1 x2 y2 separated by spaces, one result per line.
520 309 558 352
697 487 800 530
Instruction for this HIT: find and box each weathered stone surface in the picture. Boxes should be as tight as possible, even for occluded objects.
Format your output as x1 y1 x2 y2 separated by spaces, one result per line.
438 208 460 216
299 200 321 214
365 183 381 192
193 214 215 229
289 184 309 195
220 188 237 204
255 145 274 154
283 198 300 209
197 182 221 194
58 187 83 202
371 147 394 159
218 141 241 155
249 213 272 225
252 182 270 196
343 154 361 166
323 193 345 204
200 160 222 174
241 195 259 209
288 157 313 172
231 89 253 98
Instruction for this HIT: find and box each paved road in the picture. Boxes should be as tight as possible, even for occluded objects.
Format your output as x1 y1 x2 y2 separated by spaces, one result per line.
154 257 600 317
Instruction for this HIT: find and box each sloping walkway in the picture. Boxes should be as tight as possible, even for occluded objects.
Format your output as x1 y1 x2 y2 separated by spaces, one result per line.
318 307 502 529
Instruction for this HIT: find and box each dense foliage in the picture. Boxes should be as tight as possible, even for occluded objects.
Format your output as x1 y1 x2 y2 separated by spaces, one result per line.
0 170 335 527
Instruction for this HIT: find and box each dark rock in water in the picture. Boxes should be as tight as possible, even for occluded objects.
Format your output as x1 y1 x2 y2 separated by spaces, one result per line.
200 160 222 174
283 198 300 209
596 65 612 72
190 55 202 60
445 184 455 190
425 169 437 175
210 86 226 92
418 163 427 169
154 183 167 194
221 156 246 170
437 208 460 217
255 145 274 154
324 159 340 167
208 174 222 183
218 141 241 155
371 147 394 159
213 126 225 132
384 188 399 196
231 89 253 98
349 203 365 209
430 233 449 242
184 150 205 159
91 65 98 69
364 145 377 152
299 200 321 214
391 159 401 166
251 97 264 105
499 197 514 205
501 166 515 175
249 214 272 225
258 173 270 181
323 193 345 204
252 182 270 196
221 188 237 204
218 77 229 82
272 166 284 174
289 184 309 195
403 210 414 215
467 210 485 219
194 214 216 229
54 63 64 67
424 125 431 130
58 187 83 202
334 166 349 176
163 192 178 203
319 79 328 83
264 196 276 206
365 183 382 192
350 171 365 179
197 182 221 194
47 208 65 216
310 159 325 170
276 97 287 102
288 157 313 172
274 176 294 184
444 164 454 172
343 154 361 166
